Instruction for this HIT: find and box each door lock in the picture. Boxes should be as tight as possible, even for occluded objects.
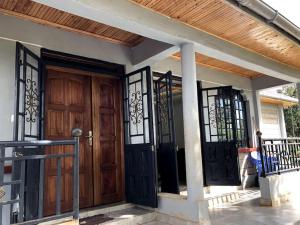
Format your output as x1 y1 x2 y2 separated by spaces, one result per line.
85 130 93 146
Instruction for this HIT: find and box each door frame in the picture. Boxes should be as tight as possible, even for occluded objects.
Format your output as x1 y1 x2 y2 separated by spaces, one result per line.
41 49 126 208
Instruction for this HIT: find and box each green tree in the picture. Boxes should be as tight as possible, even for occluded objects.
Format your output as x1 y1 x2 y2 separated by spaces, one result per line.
282 85 300 137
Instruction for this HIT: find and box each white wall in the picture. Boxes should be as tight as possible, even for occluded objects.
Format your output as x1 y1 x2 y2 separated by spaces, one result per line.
0 14 132 68
261 103 285 138
0 40 15 142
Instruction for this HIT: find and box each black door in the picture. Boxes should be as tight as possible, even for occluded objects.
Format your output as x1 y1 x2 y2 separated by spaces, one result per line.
123 66 157 207
12 42 43 221
155 71 179 194
198 84 241 186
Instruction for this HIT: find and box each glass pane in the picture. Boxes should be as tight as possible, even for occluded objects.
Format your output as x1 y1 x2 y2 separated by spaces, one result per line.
202 91 208 107
131 136 144 144
207 89 217 96
129 72 141 83
142 71 147 94
205 125 211 142
144 119 150 143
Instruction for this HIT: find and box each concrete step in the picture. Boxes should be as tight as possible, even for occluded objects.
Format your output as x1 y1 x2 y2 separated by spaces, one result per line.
206 189 261 209
79 206 156 225
80 202 134 219
40 203 155 225
207 192 240 208
142 222 169 225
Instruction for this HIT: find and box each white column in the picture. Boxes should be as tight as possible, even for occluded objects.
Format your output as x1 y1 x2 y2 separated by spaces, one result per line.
297 83 300 108
252 90 263 140
181 43 204 201
278 105 287 138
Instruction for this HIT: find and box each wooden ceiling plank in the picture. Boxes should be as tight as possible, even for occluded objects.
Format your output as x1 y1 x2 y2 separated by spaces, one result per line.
27 2 40 16
50 9 64 23
55 11 70 24
0 7 133 46
174 52 262 79
132 0 300 70
7 0 18 10
13 0 28 12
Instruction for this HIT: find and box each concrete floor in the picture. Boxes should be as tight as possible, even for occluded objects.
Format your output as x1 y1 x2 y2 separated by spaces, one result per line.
145 192 300 225
210 195 300 225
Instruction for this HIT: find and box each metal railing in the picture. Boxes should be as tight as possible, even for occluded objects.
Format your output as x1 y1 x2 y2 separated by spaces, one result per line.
257 131 300 177
0 128 82 225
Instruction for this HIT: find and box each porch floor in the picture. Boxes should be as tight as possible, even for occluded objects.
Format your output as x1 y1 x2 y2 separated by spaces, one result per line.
144 191 300 225
209 192 300 225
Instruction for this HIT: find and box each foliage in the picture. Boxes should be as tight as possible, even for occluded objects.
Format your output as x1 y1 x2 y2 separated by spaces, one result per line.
282 85 300 137
284 105 300 137
283 85 297 98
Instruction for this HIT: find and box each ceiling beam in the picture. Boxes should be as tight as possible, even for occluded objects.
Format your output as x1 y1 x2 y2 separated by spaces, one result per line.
130 38 179 70
33 0 300 82
252 76 291 91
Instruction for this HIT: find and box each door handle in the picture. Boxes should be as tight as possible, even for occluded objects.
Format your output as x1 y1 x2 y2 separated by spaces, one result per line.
85 130 93 146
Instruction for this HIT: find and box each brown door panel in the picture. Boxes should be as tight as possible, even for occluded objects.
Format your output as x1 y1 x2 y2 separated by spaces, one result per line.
44 69 124 215
92 77 123 205
44 70 93 215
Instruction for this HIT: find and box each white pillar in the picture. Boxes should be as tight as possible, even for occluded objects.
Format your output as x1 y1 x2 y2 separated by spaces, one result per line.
181 43 204 201
297 83 300 108
252 90 263 140
278 105 287 138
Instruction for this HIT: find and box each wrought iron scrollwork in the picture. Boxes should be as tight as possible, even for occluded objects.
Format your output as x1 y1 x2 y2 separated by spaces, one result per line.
25 78 39 124
209 103 217 128
129 91 143 125
158 94 169 130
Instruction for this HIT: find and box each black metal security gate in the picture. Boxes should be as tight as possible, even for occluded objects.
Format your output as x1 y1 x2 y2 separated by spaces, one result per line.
198 84 247 186
123 66 157 207
12 42 43 221
155 71 179 194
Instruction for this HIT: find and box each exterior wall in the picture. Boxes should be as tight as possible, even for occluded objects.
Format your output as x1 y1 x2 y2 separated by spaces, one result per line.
0 40 15 225
0 40 15 142
0 14 132 68
261 103 286 138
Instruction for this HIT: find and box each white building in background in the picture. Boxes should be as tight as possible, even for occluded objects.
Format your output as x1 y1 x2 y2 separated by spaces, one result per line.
260 87 298 138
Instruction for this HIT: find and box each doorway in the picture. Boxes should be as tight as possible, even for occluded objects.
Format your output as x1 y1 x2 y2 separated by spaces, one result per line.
44 67 124 215
198 85 248 186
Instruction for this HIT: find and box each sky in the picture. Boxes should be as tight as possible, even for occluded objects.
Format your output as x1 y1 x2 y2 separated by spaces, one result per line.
262 0 300 28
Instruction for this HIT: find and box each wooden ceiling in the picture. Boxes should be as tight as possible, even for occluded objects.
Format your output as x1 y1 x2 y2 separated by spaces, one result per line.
1 0 299 77
173 52 262 79
261 96 297 108
131 0 300 70
0 0 144 46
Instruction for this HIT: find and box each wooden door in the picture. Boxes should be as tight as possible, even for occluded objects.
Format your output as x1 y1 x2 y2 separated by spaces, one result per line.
92 76 123 205
44 69 93 215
